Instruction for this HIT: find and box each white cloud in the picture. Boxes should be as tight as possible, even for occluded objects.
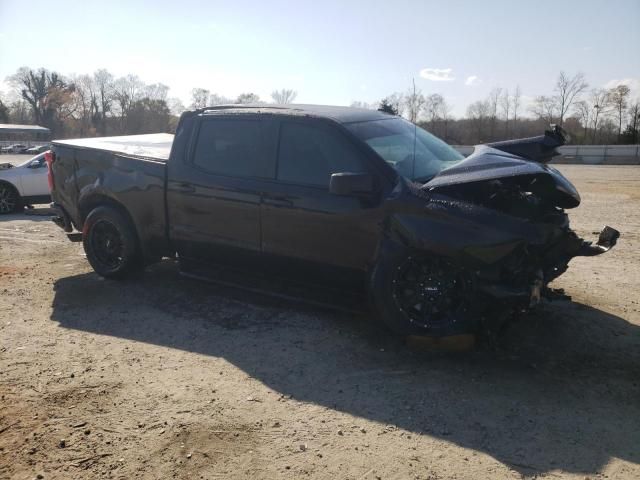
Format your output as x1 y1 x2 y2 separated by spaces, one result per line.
465 75 480 86
603 78 640 97
419 68 455 82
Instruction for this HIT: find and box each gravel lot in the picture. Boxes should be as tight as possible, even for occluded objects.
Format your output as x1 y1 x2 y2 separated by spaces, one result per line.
1 165 639 480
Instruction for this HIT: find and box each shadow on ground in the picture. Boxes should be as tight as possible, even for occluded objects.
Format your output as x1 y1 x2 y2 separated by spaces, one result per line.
50 260 640 476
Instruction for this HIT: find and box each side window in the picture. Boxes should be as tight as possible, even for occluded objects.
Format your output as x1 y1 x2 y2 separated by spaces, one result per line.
277 122 368 187
192 118 270 178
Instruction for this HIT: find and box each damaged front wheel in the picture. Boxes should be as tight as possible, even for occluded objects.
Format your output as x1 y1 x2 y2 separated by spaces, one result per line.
370 251 476 336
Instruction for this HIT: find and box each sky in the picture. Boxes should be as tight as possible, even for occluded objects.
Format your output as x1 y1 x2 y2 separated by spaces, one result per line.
0 0 639 116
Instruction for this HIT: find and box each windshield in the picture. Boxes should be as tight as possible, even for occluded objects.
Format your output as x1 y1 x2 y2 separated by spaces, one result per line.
346 118 464 182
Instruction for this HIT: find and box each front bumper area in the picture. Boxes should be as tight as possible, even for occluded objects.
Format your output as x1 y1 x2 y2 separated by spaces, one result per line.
576 225 620 256
477 225 620 307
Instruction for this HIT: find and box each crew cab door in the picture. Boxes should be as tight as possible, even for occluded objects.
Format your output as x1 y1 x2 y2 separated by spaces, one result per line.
261 118 384 280
167 115 276 263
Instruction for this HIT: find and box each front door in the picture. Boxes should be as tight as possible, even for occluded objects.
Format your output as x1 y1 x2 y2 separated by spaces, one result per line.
261 119 384 286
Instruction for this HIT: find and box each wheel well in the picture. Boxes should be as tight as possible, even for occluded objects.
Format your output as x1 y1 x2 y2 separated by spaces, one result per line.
0 180 20 197
78 196 140 244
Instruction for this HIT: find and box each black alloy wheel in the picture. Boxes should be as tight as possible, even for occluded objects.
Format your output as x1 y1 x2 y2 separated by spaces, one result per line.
391 255 473 331
89 219 126 271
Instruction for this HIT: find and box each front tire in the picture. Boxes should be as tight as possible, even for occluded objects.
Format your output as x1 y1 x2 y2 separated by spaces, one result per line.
0 183 21 214
83 206 141 279
370 250 476 336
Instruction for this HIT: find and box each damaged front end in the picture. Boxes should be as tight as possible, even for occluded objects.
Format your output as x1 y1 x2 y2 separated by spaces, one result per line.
387 126 619 336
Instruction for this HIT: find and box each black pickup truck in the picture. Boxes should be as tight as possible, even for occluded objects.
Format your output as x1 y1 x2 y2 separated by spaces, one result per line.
48 104 619 336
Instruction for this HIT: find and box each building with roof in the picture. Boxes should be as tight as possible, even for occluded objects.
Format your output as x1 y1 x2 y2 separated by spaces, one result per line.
0 123 51 143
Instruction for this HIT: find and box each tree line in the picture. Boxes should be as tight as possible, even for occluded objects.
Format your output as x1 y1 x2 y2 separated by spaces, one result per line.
0 67 638 145
366 72 639 145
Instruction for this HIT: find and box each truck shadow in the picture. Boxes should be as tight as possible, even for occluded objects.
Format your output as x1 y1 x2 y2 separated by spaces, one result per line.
50 260 640 476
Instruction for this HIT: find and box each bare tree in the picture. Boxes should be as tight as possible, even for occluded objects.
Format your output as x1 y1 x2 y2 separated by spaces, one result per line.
271 89 297 104
424 94 444 123
589 88 611 143
467 100 490 140
554 71 588 127
628 100 640 142
512 85 521 136
167 97 186 116
208 93 232 105
112 75 145 133
423 93 452 138
350 101 375 110
404 88 426 123
608 84 631 137
0 96 8 122
487 87 502 140
144 83 169 102
500 89 511 136
92 69 114 135
530 95 557 125
70 74 96 135
573 100 592 143
190 88 210 109
236 93 260 104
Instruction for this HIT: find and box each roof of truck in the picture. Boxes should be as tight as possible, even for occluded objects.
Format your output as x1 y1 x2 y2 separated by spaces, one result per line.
199 104 394 124
50 106 393 162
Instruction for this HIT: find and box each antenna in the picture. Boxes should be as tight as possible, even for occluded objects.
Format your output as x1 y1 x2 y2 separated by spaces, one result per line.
411 77 418 180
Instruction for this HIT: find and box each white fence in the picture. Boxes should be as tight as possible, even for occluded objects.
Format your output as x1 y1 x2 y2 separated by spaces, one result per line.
453 145 640 164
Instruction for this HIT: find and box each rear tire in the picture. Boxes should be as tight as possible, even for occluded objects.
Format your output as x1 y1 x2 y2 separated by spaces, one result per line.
0 183 21 214
83 206 141 279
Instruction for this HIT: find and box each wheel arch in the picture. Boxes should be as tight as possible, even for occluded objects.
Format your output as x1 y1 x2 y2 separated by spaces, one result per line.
0 179 21 197
78 194 140 245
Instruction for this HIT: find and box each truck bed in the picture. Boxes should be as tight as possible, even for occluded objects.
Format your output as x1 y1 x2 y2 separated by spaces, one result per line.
50 133 173 262
52 133 174 161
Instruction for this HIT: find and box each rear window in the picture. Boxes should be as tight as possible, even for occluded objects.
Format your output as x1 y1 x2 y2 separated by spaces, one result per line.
193 118 270 178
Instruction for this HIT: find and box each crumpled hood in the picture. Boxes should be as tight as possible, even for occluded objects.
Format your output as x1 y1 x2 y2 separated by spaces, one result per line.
423 145 581 209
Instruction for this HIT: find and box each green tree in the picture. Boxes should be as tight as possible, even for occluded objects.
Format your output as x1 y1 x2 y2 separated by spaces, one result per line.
236 93 260 104
8 67 76 134
126 98 171 134
378 97 398 115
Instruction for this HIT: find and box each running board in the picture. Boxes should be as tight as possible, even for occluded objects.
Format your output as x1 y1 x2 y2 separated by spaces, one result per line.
179 259 367 314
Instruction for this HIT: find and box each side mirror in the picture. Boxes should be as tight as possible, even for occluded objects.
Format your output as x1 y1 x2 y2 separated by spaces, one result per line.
28 160 44 169
329 172 376 196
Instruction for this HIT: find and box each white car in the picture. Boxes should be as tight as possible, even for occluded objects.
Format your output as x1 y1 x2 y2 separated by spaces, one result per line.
0 153 51 214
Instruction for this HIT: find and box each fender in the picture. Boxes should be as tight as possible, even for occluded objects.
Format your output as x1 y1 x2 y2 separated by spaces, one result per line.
384 196 555 267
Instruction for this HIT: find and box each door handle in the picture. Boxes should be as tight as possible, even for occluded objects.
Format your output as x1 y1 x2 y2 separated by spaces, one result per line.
174 182 195 194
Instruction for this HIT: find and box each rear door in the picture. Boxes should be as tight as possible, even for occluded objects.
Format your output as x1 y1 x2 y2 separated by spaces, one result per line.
261 118 384 280
167 115 277 264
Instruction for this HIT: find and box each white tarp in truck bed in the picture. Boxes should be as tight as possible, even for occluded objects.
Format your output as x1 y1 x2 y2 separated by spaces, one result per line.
52 133 174 161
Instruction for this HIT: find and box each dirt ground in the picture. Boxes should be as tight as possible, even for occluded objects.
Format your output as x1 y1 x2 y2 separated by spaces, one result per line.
1 165 639 480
